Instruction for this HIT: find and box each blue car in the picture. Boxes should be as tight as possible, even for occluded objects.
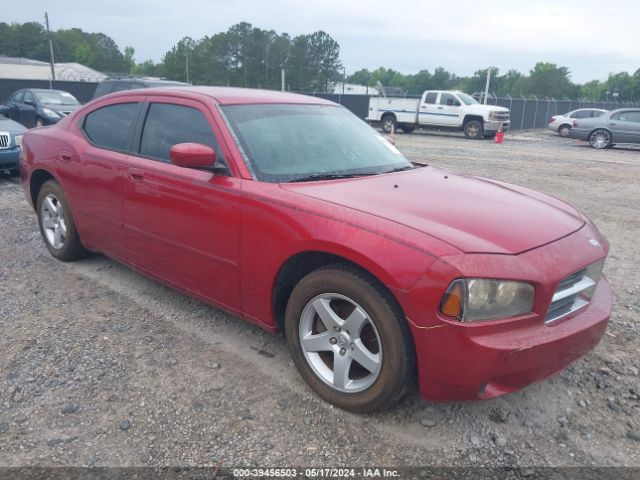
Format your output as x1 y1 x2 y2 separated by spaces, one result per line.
0 109 27 175
2 88 81 128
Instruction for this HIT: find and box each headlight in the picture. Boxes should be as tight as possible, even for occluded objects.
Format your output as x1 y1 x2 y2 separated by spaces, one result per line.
14 135 23 148
440 279 535 322
42 108 60 118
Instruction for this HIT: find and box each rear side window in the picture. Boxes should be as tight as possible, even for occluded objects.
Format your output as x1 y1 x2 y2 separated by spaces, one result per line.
424 92 437 104
570 110 591 119
83 102 140 151
592 110 606 117
12 91 24 103
139 103 223 163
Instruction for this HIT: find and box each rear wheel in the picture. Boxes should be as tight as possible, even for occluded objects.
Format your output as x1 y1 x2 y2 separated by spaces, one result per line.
36 180 87 261
558 124 571 137
400 125 415 134
285 264 415 412
463 120 484 139
380 115 397 134
589 129 612 149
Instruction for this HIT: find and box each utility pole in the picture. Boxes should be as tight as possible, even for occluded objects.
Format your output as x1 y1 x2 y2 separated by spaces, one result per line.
281 68 285 92
44 12 56 81
483 67 492 104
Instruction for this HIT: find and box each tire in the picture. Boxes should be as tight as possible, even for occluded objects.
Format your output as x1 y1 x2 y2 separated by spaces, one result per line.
463 120 484 139
380 115 397 134
589 129 612 149
285 264 415 412
36 180 87 261
400 125 415 134
36 118 44 128
558 124 571 137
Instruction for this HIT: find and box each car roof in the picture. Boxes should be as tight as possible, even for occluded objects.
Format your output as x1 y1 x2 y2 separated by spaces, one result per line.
30 89 71 94
106 86 337 106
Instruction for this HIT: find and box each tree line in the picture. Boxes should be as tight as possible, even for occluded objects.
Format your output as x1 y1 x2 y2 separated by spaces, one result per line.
1 20 639 100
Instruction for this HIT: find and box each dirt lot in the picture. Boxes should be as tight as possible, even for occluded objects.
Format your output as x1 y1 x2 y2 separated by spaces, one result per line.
0 129 639 472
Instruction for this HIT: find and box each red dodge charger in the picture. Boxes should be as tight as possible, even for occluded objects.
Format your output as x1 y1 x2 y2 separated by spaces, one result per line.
19 87 611 412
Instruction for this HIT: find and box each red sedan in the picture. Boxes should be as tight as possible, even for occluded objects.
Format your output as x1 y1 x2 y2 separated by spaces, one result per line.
19 87 611 412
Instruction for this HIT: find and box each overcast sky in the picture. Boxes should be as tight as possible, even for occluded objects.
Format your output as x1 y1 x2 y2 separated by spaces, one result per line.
7 0 640 83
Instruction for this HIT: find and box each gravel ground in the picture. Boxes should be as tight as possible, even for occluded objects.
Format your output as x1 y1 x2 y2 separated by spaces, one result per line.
0 129 638 472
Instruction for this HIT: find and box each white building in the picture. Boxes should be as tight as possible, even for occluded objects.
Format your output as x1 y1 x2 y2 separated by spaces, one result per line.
0 57 107 82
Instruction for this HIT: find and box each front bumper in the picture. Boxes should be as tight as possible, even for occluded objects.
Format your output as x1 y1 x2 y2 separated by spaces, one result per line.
0 147 20 169
400 222 612 402
484 120 510 133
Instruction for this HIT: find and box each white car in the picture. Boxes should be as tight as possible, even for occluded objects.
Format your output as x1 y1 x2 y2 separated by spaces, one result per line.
548 108 608 137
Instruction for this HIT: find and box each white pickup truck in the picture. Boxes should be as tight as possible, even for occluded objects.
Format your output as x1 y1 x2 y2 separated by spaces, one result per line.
367 90 510 139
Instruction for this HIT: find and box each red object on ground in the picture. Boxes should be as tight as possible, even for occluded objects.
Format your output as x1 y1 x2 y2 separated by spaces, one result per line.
495 131 505 143
19 87 612 402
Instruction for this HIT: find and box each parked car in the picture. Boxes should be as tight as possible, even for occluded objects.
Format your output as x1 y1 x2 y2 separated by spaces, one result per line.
0 107 26 175
367 90 510 139
3 89 81 128
568 108 640 149
92 78 190 99
20 87 611 412
548 109 608 137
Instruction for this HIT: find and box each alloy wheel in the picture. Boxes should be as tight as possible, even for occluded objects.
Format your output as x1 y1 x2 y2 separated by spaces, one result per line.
298 293 382 393
41 193 67 249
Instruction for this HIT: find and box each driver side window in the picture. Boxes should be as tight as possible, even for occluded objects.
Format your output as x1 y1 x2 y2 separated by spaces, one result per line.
23 91 35 105
439 93 460 107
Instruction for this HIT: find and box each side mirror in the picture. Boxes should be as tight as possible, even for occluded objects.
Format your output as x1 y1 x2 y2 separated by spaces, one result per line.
169 143 216 169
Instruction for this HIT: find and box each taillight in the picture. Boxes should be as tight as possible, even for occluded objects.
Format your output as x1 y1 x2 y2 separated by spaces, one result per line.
550 116 556 122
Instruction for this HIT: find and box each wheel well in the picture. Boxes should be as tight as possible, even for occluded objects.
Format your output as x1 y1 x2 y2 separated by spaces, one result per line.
381 112 396 122
463 115 483 126
272 251 401 335
29 169 55 210
559 123 571 129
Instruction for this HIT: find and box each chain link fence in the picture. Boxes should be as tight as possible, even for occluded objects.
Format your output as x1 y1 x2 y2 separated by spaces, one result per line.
474 94 640 130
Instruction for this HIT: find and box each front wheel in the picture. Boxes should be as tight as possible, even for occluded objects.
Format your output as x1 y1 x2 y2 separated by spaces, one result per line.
464 120 484 139
380 115 397 134
285 265 415 412
589 129 612 149
37 180 87 261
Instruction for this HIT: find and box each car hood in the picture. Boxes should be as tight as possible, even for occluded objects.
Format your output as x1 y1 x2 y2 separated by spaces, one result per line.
281 167 584 255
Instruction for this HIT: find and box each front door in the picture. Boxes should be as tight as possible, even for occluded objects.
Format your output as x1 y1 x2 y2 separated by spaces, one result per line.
609 110 640 144
434 92 463 126
122 98 242 310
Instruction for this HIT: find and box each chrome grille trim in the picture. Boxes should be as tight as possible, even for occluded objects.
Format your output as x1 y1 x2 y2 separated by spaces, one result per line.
0 132 10 149
545 263 602 324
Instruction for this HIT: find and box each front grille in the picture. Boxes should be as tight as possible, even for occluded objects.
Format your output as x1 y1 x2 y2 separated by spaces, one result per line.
493 113 510 121
0 133 10 149
545 262 603 324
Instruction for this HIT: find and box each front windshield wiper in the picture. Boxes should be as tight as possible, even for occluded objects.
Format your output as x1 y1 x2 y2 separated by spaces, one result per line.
384 165 415 173
288 172 376 183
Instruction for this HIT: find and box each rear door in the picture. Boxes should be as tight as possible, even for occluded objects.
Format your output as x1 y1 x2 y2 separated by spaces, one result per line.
418 91 439 125
73 97 144 257
122 96 242 310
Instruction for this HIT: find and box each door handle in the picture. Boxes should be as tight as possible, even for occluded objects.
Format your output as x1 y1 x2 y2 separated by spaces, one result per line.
128 169 144 182
609 123 616 126
437 106 444 109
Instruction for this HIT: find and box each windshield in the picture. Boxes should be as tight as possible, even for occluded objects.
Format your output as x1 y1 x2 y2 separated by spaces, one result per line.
221 104 413 183
34 90 79 106
457 93 479 105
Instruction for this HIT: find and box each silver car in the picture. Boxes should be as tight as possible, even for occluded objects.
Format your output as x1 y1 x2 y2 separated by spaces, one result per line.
568 108 640 149
548 108 607 137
